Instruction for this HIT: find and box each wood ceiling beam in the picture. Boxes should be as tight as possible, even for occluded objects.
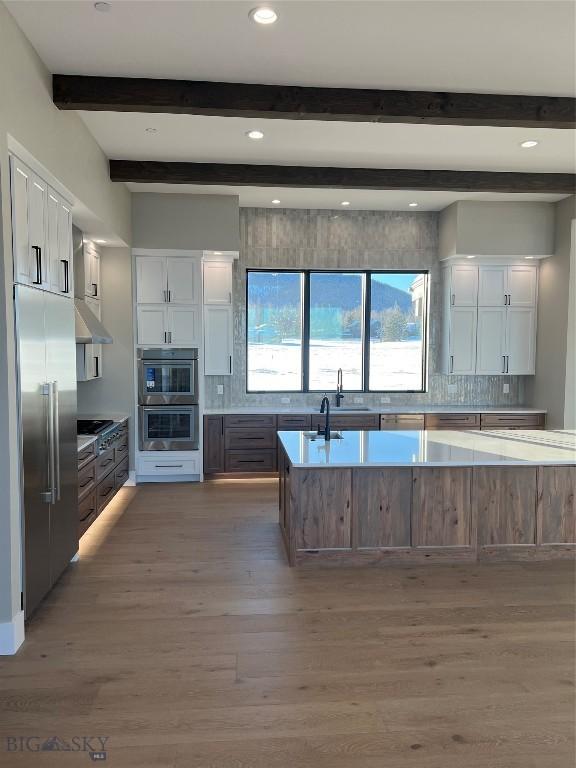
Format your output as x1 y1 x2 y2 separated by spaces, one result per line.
109 160 575 194
53 75 576 129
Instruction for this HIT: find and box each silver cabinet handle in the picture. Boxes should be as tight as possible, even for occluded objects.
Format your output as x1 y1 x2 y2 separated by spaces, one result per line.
451 293 455 306
506 355 509 374
41 383 55 503
168 290 171 303
52 381 60 501
449 355 454 373
163 289 167 302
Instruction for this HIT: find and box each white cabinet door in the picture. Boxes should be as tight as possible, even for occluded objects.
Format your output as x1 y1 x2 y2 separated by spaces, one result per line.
448 307 477 374
137 306 167 345
167 306 200 345
47 190 61 294
167 258 200 304
204 306 233 375
10 157 32 285
450 265 478 307
58 200 73 297
85 297 102 379
203 262 233 305
506 307 536 374
508 266 537 307
476 307 507 375
478 266 507 307
84 243 101 298
136 256 167 303
29 174 49 290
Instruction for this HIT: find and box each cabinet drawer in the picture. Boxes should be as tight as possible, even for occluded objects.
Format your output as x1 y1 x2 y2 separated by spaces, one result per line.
138 457 199 476
225 428 277 450
425 413 480 429
96 474 116 513
78 460 96 501
95 446 116 480
225 450 277 472
312 414 380 431
115 457 130 489
277 414 312 429
481 413 545 429
114 435 129 463
78 443 97 470
78 490 97 523
380 414 425 430
224 414 277 429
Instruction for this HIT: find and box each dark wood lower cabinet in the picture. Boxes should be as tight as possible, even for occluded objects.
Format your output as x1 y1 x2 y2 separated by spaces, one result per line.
203 415 225 473
78 422 130 537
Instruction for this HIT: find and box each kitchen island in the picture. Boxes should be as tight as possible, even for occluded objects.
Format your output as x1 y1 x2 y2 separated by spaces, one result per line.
278 429 576 567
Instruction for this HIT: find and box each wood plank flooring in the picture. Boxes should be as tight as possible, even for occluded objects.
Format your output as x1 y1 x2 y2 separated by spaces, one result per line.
0 479 574 767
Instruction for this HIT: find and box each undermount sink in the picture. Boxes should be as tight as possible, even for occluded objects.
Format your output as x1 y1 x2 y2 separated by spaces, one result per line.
304 431 344 441
336 406 371 412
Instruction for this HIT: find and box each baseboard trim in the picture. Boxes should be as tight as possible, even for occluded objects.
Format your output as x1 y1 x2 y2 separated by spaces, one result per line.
0 610 25 655
124 470 137 487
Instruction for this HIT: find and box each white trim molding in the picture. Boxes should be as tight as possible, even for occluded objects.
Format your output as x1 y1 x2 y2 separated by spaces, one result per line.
0 610 25 655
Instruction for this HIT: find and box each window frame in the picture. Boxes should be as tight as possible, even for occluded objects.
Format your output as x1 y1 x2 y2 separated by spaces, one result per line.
245 268 429 394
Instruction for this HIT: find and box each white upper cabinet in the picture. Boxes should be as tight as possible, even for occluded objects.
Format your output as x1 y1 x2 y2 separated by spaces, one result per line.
136 257 167 303
506 308 536 374
10 155 74 297
204 305 233 375
448 265 478 307
203 261 233 305
84 243 100 299
136 255 200 305
478 266 507 307
507 266 537 307
10 157 32 285
166 258 200 304
167 306 200 345
476 307 507 374
137 305 167 346
447 307 477 374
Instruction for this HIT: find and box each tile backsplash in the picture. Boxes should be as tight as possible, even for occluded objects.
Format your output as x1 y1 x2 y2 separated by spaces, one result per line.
205 208 525 409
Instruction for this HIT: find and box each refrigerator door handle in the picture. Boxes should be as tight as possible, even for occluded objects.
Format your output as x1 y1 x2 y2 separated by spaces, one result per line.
41 382 55 503
52 381 61 501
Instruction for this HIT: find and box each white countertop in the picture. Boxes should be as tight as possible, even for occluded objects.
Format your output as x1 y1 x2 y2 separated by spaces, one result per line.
278 429 576 468
205 406 546 416
77 435 97 452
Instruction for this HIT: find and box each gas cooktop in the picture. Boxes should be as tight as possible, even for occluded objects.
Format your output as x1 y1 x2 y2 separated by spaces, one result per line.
77 419 114 435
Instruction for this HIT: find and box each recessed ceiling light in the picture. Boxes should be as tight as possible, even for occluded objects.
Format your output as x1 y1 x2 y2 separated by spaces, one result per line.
466 255 476 260
409 202 419 207
271 199 281 205
145 127 157 134
525 256 536 260
249 7 278 25
341 201 351 207
520 140 539 148
246 129 264 140
94 2 111 12
94 239 106 244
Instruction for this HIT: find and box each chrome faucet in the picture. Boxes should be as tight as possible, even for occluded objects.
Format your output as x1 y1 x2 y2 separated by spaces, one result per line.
319 395 331 440
335 368 345 408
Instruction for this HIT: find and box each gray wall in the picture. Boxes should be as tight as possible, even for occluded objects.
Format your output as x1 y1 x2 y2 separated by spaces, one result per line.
526 196 576 428
132 193 240 251
77 246 136 468
205 207 525 409
439 201 555 257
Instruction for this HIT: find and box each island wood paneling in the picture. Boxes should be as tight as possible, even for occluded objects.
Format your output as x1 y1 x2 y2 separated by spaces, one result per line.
412 468 473 547
292 468 352 551
537 466 576 545
353 468 412 548
475 467 538 546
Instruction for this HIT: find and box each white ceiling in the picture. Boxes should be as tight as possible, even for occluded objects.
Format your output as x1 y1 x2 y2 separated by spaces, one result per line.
7 0 576 212
7 1 576 95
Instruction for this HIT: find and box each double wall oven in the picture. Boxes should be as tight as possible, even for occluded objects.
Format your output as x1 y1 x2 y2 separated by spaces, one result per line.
138 348 199 451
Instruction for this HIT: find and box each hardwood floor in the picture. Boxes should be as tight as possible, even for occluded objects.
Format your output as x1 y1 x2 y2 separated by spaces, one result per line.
0 479 574 767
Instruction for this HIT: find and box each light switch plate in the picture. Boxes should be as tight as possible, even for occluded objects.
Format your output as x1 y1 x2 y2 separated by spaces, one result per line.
503 383 510 394
281 396 291 404
447 383 457 394
216 384 224 395
380 396 391 404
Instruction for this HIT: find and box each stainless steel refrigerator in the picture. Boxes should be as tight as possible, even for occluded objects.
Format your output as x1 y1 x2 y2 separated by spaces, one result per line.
15 284 78 618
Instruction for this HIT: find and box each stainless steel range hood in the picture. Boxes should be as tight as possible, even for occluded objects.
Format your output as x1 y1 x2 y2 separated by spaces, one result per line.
75 299 113 344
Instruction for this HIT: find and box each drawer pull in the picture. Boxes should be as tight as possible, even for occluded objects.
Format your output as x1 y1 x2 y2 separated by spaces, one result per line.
238 460 265 464
100 456 114 467
155 464 184 468
100 484 114 496
79 476 93 488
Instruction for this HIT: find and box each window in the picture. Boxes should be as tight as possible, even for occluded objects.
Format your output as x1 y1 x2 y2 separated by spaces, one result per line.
246 270 428 393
